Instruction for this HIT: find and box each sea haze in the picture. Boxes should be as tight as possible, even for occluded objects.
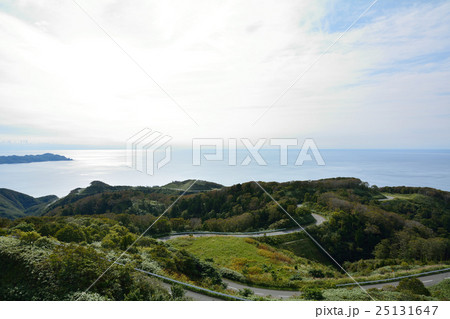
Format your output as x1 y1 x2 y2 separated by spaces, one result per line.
0 149 449 197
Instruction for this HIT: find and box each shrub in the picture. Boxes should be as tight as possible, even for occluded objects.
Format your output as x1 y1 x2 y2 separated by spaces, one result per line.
303 288 324 300
55 224 86 243
34 237 57 249
289 274 302 281
429 279 450 300
219 267 246 282
19 231 41 244
137 237 157 247
171 284 185 299
12 222 35 232
397 278 431 296
139 258 162 274
239 288 254 297
309 269 325 278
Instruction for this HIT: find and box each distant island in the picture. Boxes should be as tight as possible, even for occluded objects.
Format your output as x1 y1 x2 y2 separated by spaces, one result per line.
0 153 72 164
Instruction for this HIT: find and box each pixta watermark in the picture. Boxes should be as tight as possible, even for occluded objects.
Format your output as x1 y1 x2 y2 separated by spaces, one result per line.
192 138 325 166
127 129 325 175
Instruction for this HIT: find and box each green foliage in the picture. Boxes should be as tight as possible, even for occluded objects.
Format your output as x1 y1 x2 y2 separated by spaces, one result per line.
302 288 324 300
0 188 57 219
308 269 325 278
378 187 450 238
239 288 254 297
219 267 246 282
123 273 171 301
1 178 449 301
173 249 222 285
101 224 136 250
397 278 431 296
169 236 334 288
374 227 449 261
289 274 302 281
19 231 41 244
322 285 437 301
171 284 186 299
55 224 86 243
13 222 35 232
429 279 450 300
34 236 57 249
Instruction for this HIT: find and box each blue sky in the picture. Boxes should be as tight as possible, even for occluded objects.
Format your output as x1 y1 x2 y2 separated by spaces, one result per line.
0 0 449 149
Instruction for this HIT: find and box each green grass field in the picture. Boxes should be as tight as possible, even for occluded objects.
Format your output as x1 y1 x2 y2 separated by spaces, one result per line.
168 236 337 287
381 193 423 200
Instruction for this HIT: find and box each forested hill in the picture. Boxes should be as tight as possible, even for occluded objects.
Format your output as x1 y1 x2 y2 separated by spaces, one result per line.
0 189 58 219
1 177 450 265
39 178 372 229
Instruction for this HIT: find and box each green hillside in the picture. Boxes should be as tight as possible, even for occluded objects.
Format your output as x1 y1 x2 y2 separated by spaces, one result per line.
0 188 57 219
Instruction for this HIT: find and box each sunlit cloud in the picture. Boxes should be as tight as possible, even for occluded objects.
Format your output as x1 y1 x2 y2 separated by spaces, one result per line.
0 0 449 148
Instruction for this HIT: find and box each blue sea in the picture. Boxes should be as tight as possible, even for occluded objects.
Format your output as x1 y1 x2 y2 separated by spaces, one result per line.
0 149 449 197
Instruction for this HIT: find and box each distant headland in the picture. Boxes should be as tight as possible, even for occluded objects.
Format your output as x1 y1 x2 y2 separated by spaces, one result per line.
0 153 73 164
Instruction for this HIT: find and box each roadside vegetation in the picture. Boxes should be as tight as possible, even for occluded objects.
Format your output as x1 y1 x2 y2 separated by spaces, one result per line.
169 236 338 288
0 177 449 300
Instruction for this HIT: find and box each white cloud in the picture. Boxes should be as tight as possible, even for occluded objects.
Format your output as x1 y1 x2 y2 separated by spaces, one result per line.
0 0 449 148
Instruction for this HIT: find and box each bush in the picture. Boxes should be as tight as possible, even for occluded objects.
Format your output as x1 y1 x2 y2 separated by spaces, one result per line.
219 267 246 282
303 288 324 300
289 274 303 281
239 288 254 297
429 279 450 300
19 231 41 244
12 222 35 232
171 284 185 299
309 269 325 278
136 237 157 247
55 224 86 243
34 237 57 249
397 278 431 296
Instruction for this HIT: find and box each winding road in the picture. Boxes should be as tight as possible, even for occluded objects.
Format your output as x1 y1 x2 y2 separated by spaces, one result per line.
378 195 395 202
159 213 326 241
223 279 301 299
354 270 450 290
154 213 450 300
155 212 326 300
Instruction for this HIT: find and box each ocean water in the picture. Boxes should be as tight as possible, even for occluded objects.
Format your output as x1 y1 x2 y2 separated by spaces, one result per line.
0 149 449 197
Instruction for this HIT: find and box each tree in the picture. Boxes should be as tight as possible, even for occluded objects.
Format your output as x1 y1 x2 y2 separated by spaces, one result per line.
13 222 34 232
55 224 86 243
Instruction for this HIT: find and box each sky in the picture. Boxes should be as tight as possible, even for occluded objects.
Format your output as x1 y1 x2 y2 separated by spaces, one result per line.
0 0 449 149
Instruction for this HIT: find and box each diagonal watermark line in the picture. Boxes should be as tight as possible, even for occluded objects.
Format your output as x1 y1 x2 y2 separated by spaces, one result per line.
251 0 379 126
71 0 199 126
252 180 376 301
75 179 199 300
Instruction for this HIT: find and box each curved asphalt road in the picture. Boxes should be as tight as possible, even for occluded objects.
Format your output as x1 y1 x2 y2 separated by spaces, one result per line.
359 271 450 290
222 270 450 300
156 213 450 300
223 279 301 299
378 195 395 202
159 213 326 241
157 212 326 299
